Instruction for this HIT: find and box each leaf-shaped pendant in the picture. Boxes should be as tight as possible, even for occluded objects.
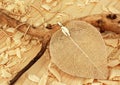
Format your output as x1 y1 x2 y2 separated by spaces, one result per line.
50 20 109 79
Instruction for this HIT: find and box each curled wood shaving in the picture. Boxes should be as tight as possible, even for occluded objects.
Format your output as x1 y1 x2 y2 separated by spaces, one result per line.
28 74 40 83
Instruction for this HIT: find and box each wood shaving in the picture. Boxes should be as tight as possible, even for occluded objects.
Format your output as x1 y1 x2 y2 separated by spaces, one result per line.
16 48 21 58
31 40 37 45
0 46 7 54
104 39 118 48
41 4 51 11
108 59 120 67
51 81 66 85
108 6 120 14
20 46 27 52
12 31 23 44
98 80 119 85
5 37 11 49
109 67 120 80
102 5 109 12
46 0 53 3
6 27 15 33
52 1 58 7
20 17 28 22
85 0 90 5
0 81 8 85
6 61 17 68
65 2 74 6
91 82 102 85
28 74 40 83
7 50 16 56
38 74 48 85
1 69 12 78
48 63 61 81
89 0 100 3
0 53 8 65
83 78 94 84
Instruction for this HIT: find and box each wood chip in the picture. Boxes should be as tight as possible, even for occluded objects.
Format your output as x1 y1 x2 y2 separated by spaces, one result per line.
1 69 12 78
7 50 16 56
83 78 94 84
104 38 118 48
38 74 48 85
21 17 28 22
13 32 23 44
52 1 58 7
48 63 61 81
0 46 7 54
51 81 66 85
0 53 8 65
28 74 40 83
46 0 53 3
0 81 8 85
6 27 15 33
16 48 21 58
109 67 120 80
6 61 17 68
91 82 103 85
41 4 51 11
108 59 120 67
108 6 120 14
5 37 11 49
98 80 119 85
31 40 37 45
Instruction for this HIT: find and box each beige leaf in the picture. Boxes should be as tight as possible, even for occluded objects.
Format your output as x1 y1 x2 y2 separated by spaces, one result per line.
50 20 108 79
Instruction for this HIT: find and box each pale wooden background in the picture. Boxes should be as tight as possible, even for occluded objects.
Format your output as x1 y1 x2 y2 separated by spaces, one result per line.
0 0 120 85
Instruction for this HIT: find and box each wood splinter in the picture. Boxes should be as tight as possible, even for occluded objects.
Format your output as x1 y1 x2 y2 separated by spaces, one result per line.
0 9 120 85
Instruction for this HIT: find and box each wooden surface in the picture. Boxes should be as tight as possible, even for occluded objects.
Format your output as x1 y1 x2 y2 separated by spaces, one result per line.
0 0 120 85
